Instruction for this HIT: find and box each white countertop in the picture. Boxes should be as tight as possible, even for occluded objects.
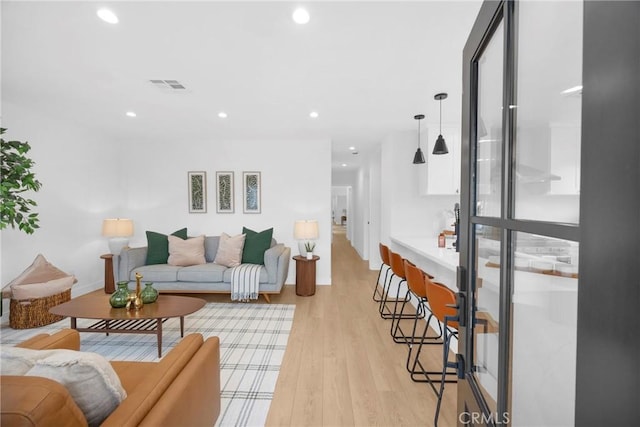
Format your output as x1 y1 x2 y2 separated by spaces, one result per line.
390 236 460 272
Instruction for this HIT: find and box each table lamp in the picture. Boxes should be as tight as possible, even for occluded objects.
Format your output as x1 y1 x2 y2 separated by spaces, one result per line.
102 218 134 255
294 220 319 256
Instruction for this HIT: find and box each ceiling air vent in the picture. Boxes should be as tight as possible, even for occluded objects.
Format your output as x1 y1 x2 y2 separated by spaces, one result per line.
149 79 187 90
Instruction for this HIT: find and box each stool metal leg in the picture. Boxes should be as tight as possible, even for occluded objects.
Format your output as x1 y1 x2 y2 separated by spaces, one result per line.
434 320 458 427
372 263 390 302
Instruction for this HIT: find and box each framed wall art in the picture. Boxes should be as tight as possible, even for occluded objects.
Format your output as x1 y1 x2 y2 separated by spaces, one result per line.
215 171 235 213
188 171 207 213
242 171 261 214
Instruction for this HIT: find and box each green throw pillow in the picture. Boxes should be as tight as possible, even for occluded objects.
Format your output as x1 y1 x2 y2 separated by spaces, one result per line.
146 228 188 265
241 227 273 265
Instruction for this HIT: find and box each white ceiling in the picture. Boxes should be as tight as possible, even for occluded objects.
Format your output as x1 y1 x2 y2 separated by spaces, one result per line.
1 1 482 171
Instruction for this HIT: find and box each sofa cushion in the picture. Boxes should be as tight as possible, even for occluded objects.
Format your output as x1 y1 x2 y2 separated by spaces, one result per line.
168 235 206 267
2 346 126 427
146 228 188 265
204 236 221 263
131 265 180 282
11 276 75 300
177 263 227 282
241 227 273 265
3 254 76 298
213 233 246 268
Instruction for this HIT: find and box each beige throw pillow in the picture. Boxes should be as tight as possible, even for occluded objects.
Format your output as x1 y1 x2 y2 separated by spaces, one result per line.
11 275 75 300
2 346 127 426
3 254 76 298
167 235 206 267
214 233 246 267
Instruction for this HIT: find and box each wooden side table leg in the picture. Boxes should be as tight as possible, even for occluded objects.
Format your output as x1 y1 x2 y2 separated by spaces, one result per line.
180 316 185 337
101 254 115 294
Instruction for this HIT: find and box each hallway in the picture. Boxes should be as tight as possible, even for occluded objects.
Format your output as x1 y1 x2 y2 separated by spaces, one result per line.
266 230 457 426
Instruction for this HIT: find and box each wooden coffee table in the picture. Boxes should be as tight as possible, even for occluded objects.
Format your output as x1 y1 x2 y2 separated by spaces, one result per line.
50 294 205 357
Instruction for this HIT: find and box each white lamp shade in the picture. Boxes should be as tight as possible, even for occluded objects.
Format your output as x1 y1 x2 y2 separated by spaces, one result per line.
102 219 134 237
294 220 319 240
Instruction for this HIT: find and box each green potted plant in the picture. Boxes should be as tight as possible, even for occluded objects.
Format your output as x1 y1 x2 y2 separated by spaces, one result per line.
304 241 316 259
1 128 42 234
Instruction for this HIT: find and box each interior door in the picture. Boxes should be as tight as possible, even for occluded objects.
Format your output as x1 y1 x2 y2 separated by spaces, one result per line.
457 1 582 425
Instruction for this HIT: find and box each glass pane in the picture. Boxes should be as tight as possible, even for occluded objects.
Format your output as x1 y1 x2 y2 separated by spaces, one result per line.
514 1 583 223
510 232 579 426
473 224 501 412
476 21 504 218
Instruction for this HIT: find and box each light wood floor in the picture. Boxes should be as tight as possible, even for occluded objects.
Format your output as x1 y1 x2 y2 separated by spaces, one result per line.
262 230 458 426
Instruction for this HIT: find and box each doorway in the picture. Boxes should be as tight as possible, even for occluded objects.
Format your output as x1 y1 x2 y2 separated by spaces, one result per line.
456 1 640 425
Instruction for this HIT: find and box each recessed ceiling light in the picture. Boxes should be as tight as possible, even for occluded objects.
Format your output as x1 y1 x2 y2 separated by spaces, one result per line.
309 111 319 119
341 163 347 167
125 111 136 117
292 8 310 24
349 146 356 151
97 8 119 24
218 112 228 118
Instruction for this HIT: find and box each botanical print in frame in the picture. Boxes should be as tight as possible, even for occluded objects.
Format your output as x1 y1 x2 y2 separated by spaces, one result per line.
188 171 207 213
215 171 234 213
242 171 261 214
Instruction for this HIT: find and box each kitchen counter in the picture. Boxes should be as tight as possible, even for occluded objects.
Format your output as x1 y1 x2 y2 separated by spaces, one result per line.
389 235 460 291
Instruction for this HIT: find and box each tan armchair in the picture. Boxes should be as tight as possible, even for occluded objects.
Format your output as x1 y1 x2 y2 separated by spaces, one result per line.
1 329 220 426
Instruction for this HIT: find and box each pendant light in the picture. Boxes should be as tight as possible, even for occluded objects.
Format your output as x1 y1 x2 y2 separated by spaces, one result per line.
433 93 449 155
412 114 426 164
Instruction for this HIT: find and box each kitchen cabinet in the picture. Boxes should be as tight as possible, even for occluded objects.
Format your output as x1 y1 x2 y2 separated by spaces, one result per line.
418 127 461 195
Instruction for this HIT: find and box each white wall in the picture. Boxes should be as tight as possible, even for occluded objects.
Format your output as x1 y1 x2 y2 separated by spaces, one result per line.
2 104 333 313
368 146 382 270
381 130 460 237
119 138 332 285
1 102 123 308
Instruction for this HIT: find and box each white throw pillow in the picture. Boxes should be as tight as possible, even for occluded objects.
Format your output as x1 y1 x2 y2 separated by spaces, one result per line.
214 232 246 267
10 275 75 300
1 347 127 427
168 235 206 266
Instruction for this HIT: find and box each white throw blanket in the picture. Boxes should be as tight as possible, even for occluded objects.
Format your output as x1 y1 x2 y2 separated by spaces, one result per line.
230 264 262 301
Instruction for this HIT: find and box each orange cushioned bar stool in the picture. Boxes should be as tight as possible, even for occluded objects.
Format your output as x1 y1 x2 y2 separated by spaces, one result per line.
379 251 414 323
372 243 392 303
424 280 459 427
394 260 446 377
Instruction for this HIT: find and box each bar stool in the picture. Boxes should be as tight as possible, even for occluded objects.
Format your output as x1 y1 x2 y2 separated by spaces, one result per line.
378 251 413 321
392 261 445 372
372 243 391 302
424 280 459 427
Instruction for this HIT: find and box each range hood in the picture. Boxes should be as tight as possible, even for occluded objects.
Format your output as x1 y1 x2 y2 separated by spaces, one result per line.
514 164 561 184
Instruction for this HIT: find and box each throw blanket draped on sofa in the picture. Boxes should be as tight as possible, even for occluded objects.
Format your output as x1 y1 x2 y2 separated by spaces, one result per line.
231 264 262 301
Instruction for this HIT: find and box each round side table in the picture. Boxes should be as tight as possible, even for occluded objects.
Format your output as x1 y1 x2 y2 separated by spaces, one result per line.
292 255 319 296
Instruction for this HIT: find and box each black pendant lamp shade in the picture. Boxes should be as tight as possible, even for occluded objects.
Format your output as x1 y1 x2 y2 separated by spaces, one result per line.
413 114 426 164
433 93 449 155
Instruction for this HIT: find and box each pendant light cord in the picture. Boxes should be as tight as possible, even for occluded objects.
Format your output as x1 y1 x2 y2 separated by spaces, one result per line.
439 99 442 135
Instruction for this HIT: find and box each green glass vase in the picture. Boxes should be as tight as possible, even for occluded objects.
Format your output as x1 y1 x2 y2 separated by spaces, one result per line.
140 282 158 304
110 281 130 308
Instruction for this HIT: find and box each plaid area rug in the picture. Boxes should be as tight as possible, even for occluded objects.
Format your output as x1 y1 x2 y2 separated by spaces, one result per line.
0 302 295 427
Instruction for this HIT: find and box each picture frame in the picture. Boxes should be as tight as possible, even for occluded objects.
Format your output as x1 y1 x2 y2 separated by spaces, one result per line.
242 171 261 214
187 171 207 213
215 171 235 213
